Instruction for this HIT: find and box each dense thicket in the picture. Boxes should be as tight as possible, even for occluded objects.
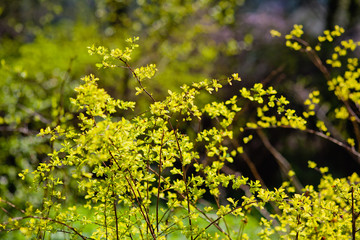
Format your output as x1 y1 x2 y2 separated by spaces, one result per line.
0 1 359 239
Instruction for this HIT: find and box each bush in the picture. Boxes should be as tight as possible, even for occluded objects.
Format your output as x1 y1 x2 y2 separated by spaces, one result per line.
1 25 359 239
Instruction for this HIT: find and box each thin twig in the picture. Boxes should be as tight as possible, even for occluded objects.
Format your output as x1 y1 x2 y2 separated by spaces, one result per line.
292 36 331 81
193 200 257 240
124 174 157 239
146 163 228 235
256 129 303 193
107 136 157 239
2 216 87 240
107 147 156 239
168 119 193 240
58 56 76 125
293 36 360 159
0 199 26 214
18 104 52 125
118 57 156 102
105 186 109 239
229 137 267 188
244 126 360 163
0 126 37 135
156 129 165 233
113 190 120 240
351 187 358 240
220 166 279 225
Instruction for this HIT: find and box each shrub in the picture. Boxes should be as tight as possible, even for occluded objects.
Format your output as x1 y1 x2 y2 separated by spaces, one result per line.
1 25 359 239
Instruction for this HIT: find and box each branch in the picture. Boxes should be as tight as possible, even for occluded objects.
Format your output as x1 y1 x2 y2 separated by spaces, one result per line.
229 137 267 188
113 190 120 240
292 36 331 81
118 57 156 102
256 129 303 193
245 126 360 164
107 146 156 239
0 126 38 135
156 129 165 234
303 128 360 162
193 200 258 240
146 164 228 235
2 216 87 240
220 166 279 225
124 173 157 239
293 36 360 156
18 104 52 125
0 199 25 214
167 119 193 240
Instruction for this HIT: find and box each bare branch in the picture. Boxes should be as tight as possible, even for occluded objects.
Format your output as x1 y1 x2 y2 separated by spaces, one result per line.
256 129 303 193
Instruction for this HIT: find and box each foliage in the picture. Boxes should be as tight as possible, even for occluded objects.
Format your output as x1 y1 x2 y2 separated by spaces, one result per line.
258 167 360 240
1 25 359 239
0 22 103 212
0 2 254 235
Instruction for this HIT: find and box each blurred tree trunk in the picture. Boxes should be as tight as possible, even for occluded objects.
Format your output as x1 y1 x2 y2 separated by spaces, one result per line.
348 0 360 28
326 0 339 30
326 0 360 30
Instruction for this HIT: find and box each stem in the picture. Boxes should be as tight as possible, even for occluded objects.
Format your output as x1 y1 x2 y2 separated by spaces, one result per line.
146 164 228 235
294 36 360 158
105 186 109 239
292 36 331 81
0 199 25 214
237 218 246 240
3 216 87 240
351 119 360 152
125 172 157 239
58 56 75 125
241 151 267 188
245 126 360 163
118 57 156 102
295 214 301 240
18 104 52 125
219 165 279 225
304 128 360 161
193 201 257 240
107 146 156 239
168 119 193 240
351 187 356 240
156 130 165 233
256 129 303 193
222 217 232 240
113 191 120 240
229 137 266 188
